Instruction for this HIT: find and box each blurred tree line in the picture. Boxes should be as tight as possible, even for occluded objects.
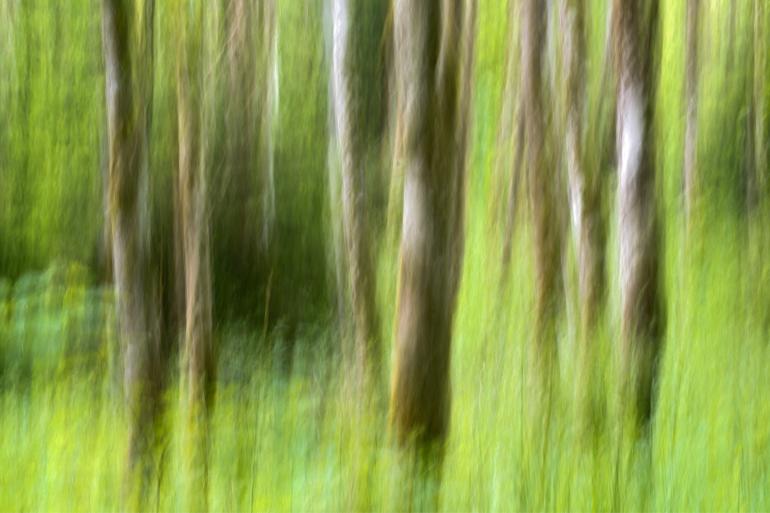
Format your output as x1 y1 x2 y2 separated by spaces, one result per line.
0 0 768 509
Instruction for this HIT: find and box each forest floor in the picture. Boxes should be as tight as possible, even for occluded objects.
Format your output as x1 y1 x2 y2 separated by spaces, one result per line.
2 210 770 512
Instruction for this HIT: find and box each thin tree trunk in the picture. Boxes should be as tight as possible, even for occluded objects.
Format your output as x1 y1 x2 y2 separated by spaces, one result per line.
222 0 276 258
614 0 664 427
175 2 215 509
389 0 475 450
560 0 606 431
684 0 700 225
561 0 604 334
522 0 562 379
331 0 385 387
754 0 766 204
101 0 163 502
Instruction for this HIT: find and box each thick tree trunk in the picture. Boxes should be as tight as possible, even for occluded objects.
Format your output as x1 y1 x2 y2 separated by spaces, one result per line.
175 2 215 509
614 0 664 427
684 0 699 225
522 0 562 377
331 0 386 386
389 0 475 449
101 0 163 500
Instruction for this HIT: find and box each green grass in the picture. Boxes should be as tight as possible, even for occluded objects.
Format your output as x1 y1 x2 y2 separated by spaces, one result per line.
3 177 770 512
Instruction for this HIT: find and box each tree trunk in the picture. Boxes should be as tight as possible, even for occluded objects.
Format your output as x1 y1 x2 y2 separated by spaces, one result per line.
561 0 605 335
522 0 563 379
559 0 606 431
389 0 475 450
221 0 276 260
331 0 388 387
102 0 162 500
684 0 699 225
101 0 163 502
175 2 215 509
614 0 664 427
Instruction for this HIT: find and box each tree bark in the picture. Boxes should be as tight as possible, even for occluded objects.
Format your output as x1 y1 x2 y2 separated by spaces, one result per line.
614 0 664 427
389 0 475 449
559 0 606 432
175 2 215 509
221 0 276 258
101 0 163 502
561 0 605 336
521 0 563 377
331 0 388 387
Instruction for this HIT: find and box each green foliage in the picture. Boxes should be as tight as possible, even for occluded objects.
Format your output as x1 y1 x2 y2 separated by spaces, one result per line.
0 0 103 276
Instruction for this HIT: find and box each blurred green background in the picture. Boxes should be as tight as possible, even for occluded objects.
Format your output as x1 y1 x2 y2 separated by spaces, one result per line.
1 0 770 510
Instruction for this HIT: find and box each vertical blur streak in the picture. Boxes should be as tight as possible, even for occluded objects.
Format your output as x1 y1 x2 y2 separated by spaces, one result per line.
389 0 475 453
175 0 215 509
221 0 276 287
754 0 767 206
498 0 524 280
521 0 562 386
559 0 606 432
684 0 699 227
101 0 164 503
331 0 384 387
614 0 664 428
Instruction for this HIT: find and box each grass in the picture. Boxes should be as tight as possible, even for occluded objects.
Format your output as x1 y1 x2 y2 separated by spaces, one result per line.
2 186 770 512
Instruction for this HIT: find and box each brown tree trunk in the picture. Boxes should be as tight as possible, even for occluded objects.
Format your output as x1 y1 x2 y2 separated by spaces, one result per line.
559 0 606 432
101 0 164 502
175 2 216 510
331 0 386 387
614 0 664 427
222 0 276 259
389 0 475 450
684 0 700 225
521 0 563 380
561 0 605 336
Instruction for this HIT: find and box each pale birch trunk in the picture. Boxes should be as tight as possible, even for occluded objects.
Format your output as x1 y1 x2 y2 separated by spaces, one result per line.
389 0 475 449
614 0 664 426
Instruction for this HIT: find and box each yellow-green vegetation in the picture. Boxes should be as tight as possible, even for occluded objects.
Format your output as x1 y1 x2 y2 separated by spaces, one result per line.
1 0 769 511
